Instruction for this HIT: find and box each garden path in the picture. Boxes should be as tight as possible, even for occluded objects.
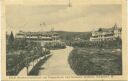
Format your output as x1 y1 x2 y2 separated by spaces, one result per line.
38 46 76 75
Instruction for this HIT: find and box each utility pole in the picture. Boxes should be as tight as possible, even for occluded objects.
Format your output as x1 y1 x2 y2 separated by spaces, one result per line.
40 22 46 31
51 25 54 36
51 25 54 32
68 0 72 7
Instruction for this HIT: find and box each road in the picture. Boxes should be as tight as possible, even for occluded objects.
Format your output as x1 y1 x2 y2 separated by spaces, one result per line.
38 46 76 75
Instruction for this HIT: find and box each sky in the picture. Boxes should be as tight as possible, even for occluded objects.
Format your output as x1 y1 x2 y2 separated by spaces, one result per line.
5 4 122 34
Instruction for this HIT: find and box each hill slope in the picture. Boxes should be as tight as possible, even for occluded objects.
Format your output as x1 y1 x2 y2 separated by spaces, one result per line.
55 31 91 41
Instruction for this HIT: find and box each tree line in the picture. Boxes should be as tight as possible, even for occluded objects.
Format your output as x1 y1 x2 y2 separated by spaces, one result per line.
6 32 50 75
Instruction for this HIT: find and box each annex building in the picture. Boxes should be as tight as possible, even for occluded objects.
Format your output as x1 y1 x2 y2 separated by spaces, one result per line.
90 24 121 41
15 31 60 46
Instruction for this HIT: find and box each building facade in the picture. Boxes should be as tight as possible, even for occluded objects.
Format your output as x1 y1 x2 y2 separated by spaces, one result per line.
90 24 121 41
15 31 60 46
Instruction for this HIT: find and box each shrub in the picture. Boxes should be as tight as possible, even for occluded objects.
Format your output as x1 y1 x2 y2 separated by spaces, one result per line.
70 39 122 49
68 48 122 75
44 41 66 50
6 40 50 75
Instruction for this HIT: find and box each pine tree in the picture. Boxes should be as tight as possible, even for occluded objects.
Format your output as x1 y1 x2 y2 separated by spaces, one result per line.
8 31 14 45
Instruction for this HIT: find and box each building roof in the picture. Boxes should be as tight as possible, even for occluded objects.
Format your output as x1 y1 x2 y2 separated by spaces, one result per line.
16 31 58 37
94 24 121 33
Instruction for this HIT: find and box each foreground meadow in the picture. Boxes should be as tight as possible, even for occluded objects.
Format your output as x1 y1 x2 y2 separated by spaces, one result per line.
68 47 122 75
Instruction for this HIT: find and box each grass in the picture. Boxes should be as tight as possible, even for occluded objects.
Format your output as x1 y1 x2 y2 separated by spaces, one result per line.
28 55 52 75
68 48 122 75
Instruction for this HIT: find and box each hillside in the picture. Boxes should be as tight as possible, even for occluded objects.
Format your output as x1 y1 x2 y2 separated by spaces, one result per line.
55 31 91 41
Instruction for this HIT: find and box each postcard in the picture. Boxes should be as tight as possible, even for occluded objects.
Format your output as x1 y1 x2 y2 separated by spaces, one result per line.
1 0 127 81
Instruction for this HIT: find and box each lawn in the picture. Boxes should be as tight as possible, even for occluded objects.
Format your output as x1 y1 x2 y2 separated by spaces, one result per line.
68 48 122 75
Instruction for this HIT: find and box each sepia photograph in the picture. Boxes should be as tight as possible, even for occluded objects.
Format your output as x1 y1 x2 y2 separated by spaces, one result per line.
2 0 128 80
5 3 123 76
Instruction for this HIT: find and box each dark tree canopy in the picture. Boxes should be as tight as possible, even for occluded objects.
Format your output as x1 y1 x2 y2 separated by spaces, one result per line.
8 31 14 44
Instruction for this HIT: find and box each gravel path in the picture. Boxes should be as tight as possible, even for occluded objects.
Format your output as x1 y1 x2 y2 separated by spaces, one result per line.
38 46 76 75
